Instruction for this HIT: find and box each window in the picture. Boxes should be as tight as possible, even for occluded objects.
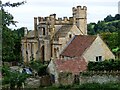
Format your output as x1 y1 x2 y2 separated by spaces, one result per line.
43 28 45 35
69 34 72 38
96 56 102 62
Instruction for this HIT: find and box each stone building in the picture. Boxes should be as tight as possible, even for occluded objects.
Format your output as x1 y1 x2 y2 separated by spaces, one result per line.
60 35 115 61
47 35 115 84
21 5 115 63
21 6 87 63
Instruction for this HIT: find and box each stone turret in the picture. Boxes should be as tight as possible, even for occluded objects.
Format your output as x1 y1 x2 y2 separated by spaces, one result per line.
72 6 87 35
49 14 56 39
24 27 28 37
34 17 37 38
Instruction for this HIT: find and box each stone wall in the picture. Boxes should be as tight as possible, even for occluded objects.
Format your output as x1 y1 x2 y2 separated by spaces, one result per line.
25 75 51 88
58 72 74 85
79 71 120 84
55 71 120 85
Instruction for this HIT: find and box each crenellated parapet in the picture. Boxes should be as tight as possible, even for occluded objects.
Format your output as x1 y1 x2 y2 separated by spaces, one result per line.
72 6 87 18
55 17 73 24
72 5 87 35
72 6 87 12
35 5 87 35
38 15 73 25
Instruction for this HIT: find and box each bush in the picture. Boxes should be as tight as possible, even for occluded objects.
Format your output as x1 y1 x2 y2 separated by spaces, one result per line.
29 60 48 76
88 59 120 71
2 65 29 88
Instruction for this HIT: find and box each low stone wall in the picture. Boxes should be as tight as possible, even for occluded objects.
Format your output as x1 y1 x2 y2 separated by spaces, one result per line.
55 71 120 85
40 75 51 86
58 72 74 85
79 71 120 84
25 75 51 88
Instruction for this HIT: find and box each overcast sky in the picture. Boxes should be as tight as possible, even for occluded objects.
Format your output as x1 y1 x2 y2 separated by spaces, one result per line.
3 0 120 30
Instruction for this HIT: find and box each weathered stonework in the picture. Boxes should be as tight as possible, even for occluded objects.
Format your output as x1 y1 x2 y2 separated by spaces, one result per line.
21 6 87 63
83 35 115 62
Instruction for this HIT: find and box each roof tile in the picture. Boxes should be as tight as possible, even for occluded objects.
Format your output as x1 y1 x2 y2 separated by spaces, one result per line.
61 35 97 57
54 57 87 74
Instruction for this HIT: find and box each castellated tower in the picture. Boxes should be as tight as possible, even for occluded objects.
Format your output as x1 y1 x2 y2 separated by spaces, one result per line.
34 17 37 38
72 6 87 35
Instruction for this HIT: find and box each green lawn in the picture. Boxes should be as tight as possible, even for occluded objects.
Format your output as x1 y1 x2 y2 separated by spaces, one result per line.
24 82 120 90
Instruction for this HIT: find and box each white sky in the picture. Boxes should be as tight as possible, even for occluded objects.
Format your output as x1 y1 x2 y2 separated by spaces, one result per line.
2 0 120 30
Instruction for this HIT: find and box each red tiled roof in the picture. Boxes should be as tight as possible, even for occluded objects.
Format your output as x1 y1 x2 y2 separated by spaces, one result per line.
61 35 97 57
54 57 87 74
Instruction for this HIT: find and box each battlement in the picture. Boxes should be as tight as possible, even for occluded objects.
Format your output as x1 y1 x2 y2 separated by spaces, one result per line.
36 5 87 33
56 17 73 24
72 6 87 12
37 14 73 25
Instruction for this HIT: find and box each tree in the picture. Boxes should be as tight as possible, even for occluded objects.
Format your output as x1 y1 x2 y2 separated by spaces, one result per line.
1 1 26 62
104 15 114 22
2 65 29 89
87 23 96 35
114 14 120 20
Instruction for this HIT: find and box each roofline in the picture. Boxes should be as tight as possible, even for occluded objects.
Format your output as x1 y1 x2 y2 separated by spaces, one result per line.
81 35 97 58
98 35 115 57
60 35 76 56
60 35 97 57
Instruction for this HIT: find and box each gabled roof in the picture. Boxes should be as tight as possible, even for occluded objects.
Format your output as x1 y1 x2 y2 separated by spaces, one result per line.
61 35 97 57
54 57 87 74
55 25 73 38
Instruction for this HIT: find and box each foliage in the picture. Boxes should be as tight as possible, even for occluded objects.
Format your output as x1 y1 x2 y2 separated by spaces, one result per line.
2 65 29 89
100 32 119 50
104 14 120 22
38 82 120 90
87 59 120 71
1 1 26 26
29 60 48 76
1 1 26 62
2 27 16 61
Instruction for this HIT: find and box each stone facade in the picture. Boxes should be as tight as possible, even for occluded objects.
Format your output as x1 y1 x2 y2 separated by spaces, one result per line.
60 35 115 62
21 6 87 63
82 35 115 62
79 71 120 84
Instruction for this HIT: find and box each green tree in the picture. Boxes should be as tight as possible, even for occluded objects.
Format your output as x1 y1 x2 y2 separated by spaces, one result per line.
2 65 29 89
87 23 96 35
1 1 26 62
104 15 114 22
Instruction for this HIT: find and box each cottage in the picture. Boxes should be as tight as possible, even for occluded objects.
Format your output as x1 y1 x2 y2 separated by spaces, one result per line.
61 35 115 62
47 57 87 84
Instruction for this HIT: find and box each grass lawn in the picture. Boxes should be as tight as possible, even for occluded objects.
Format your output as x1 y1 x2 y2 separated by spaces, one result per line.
24 82 120 90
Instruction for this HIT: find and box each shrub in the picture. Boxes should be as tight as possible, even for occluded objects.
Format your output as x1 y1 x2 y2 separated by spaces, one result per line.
29 60 48 76
2 65 29 89
88 59 120 71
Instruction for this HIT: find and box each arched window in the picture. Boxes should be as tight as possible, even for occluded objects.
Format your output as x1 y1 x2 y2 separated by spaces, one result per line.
43 28 45 35
69 34 72 38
